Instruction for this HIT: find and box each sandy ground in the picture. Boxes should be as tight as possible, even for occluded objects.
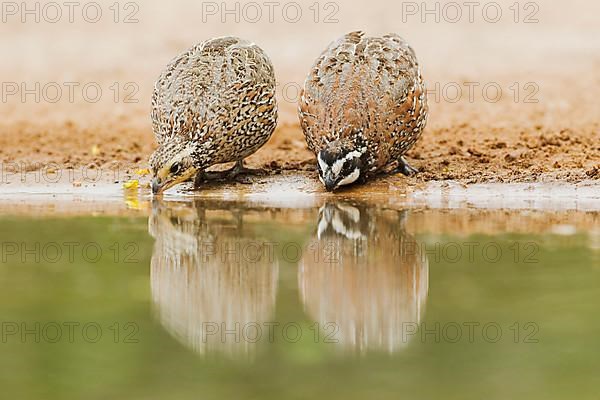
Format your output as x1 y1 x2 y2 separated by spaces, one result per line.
0 0 599 187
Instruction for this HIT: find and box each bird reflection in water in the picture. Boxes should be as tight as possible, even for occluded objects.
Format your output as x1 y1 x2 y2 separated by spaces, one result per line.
299 202 429 353
148 200 279 358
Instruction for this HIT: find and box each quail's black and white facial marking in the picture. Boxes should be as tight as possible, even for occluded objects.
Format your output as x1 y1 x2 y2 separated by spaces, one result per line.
317 141 366 191
150 142 197 194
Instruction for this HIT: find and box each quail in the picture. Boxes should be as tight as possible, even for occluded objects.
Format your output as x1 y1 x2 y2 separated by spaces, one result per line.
150 37 277 194
298 31 428 191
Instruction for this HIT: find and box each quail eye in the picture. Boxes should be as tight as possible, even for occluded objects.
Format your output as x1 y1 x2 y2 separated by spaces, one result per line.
342 162 353 175
170 163 181 175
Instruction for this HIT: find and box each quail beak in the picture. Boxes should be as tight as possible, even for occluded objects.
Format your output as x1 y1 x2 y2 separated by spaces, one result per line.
151 169 196 196
321 173 337 192
151 177 164 195
151 176 182 195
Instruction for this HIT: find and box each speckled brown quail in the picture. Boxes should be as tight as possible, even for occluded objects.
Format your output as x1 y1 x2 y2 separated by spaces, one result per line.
298 31 428 191
150 37 277 194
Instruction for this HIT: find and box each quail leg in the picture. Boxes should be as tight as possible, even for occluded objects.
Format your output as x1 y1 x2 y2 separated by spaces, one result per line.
225 160 266 183
193 170 225 187
194 170 231 188
228 160 265 178
194 160 265 186
193 170 206 188
395 156 419 177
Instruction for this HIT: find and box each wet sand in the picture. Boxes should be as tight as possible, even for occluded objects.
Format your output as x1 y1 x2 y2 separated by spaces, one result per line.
1 185 598 240
1 172 599 215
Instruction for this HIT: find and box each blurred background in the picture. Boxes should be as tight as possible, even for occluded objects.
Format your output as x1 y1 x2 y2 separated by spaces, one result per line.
1 0 598 134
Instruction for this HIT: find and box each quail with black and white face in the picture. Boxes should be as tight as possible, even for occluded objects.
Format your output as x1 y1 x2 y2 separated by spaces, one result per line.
299 31 429 191
150 37 278 194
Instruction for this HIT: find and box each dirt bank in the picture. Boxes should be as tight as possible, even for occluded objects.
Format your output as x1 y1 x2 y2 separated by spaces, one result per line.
1 94 598 185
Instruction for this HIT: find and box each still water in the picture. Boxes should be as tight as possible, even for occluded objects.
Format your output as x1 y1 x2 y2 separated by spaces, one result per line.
0 199 598 399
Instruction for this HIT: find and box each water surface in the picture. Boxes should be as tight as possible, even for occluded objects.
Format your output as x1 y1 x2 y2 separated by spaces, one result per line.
0 199 598 399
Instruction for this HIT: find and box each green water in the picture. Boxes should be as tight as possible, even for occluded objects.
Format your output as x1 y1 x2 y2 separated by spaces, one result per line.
0 200 598 399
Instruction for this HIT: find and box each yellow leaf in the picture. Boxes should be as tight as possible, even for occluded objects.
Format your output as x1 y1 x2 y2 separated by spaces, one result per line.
135 168 150 176
123 180 139 190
